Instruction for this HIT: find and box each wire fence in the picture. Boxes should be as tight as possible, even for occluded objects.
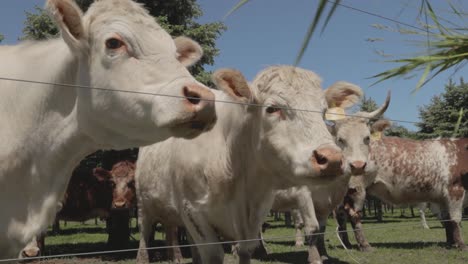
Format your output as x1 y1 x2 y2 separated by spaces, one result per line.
0 76 419 125
1 216 467 263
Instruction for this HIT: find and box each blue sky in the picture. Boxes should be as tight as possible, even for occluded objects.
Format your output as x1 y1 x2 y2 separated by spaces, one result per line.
1 0 467 130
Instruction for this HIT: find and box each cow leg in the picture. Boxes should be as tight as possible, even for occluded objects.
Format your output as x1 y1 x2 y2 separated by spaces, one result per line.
250 232 268 259
136 210 153 264
316 217 329 262
182 211 224 264
445 191 468 250
335 206 353 248
303 216 322 264
165 225 183 263
418 203 430 229
233 240 260 264
349 212 373 252
292 209 305 247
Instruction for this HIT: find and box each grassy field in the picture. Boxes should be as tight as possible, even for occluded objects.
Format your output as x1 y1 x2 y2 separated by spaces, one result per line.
27 211 468 264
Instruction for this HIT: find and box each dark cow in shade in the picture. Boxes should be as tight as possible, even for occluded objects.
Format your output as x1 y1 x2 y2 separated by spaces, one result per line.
337 121 468 251
21 161 136 258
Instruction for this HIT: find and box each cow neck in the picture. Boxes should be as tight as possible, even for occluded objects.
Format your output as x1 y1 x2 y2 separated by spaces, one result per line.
0 39 99 249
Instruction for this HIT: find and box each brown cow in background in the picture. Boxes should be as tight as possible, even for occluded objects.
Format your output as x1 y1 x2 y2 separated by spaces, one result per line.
21 161 136 258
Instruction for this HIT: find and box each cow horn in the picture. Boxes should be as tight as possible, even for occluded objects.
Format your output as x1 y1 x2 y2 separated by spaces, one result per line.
360 90 391 121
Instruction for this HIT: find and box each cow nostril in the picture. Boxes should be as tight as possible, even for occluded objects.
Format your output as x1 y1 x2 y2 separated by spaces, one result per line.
314 151 328 165
183 86 201 105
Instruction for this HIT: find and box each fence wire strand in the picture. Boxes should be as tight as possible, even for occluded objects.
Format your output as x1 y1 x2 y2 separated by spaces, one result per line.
1 216 467 263
0 76 419 125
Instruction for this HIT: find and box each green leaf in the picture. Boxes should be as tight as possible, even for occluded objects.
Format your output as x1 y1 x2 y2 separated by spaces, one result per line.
453 107 464 137
413 63 432 93
224 0 250 20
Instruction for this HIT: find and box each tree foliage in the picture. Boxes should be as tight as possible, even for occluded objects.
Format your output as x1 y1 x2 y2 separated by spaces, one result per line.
21 7 59 40
417 79 468 138
0 34 4 43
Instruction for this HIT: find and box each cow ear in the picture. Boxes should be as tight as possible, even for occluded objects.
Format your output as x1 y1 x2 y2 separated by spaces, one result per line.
174 36 203 67
371 119 392 133
93 167 112 182
325 81 363 109
212 68 253 102
46 0 87 51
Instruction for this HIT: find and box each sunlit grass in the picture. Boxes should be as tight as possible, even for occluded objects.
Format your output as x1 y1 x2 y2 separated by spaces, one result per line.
28 210 468 263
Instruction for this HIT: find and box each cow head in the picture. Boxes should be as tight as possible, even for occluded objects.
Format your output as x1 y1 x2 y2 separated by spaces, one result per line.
46 0 216 147
328 91 391 175
253 66 364 186
93 161 136 209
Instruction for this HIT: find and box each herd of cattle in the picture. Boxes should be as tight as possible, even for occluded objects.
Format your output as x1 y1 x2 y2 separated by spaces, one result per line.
0 0 467 263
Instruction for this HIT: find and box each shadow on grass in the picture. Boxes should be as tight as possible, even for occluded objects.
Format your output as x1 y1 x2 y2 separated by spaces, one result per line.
49 226 108 236
259 251 350 264
40 239 197 262
267 240 297 247
370 241 447 249
264 224 293 229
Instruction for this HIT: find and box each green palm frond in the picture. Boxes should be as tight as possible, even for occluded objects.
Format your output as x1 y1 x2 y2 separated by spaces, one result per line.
372 1 468 91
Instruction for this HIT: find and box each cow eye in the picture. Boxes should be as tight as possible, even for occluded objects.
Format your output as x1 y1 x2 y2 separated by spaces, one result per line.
105 38 124 49
266 106 280 114
363 136 370 145
127 180 135 188
337 137 346 146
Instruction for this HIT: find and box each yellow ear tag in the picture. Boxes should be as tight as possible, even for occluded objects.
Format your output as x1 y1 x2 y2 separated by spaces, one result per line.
370 131 382 141
325 107 346 121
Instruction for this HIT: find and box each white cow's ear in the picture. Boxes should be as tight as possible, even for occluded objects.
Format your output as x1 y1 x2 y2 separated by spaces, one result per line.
324 81 363 109
174 36 203 67
212 68 252 102
46 0 87 51
371 119 392 133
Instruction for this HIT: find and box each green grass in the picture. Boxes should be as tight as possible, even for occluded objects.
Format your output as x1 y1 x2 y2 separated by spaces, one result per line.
29 212 468 264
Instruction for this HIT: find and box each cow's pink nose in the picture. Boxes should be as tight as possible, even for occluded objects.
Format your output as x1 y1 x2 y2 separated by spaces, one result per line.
114 200 126 208
183 84 214 107
22 247 40 258
350 161 367 174
312 146 344 176
182 84 216 129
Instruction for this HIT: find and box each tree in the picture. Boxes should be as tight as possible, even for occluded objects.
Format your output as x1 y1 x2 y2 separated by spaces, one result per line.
0 34 4 43
416 78 468 138
21 7 59 40
22 0 225 85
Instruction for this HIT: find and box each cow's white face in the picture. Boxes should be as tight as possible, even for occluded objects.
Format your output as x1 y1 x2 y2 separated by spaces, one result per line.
333 119 373 175
47 0 216 147
254 66 345 186
329 92 391 175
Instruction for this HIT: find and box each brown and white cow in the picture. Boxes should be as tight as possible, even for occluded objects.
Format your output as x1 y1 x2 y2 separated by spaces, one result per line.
336 122 468 251
135 66 367 264
267 92 391 263
21 161 136 258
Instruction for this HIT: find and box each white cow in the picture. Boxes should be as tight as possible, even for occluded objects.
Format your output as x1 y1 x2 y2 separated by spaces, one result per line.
136 66 364 264
0 0 216 258
269 92 391 263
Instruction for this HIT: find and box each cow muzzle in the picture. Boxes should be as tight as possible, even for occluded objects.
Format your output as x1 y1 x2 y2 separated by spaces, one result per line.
170 83 217 139
350 160 367 175
21 247 40 258
113 200 127 209
311 145 344 177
